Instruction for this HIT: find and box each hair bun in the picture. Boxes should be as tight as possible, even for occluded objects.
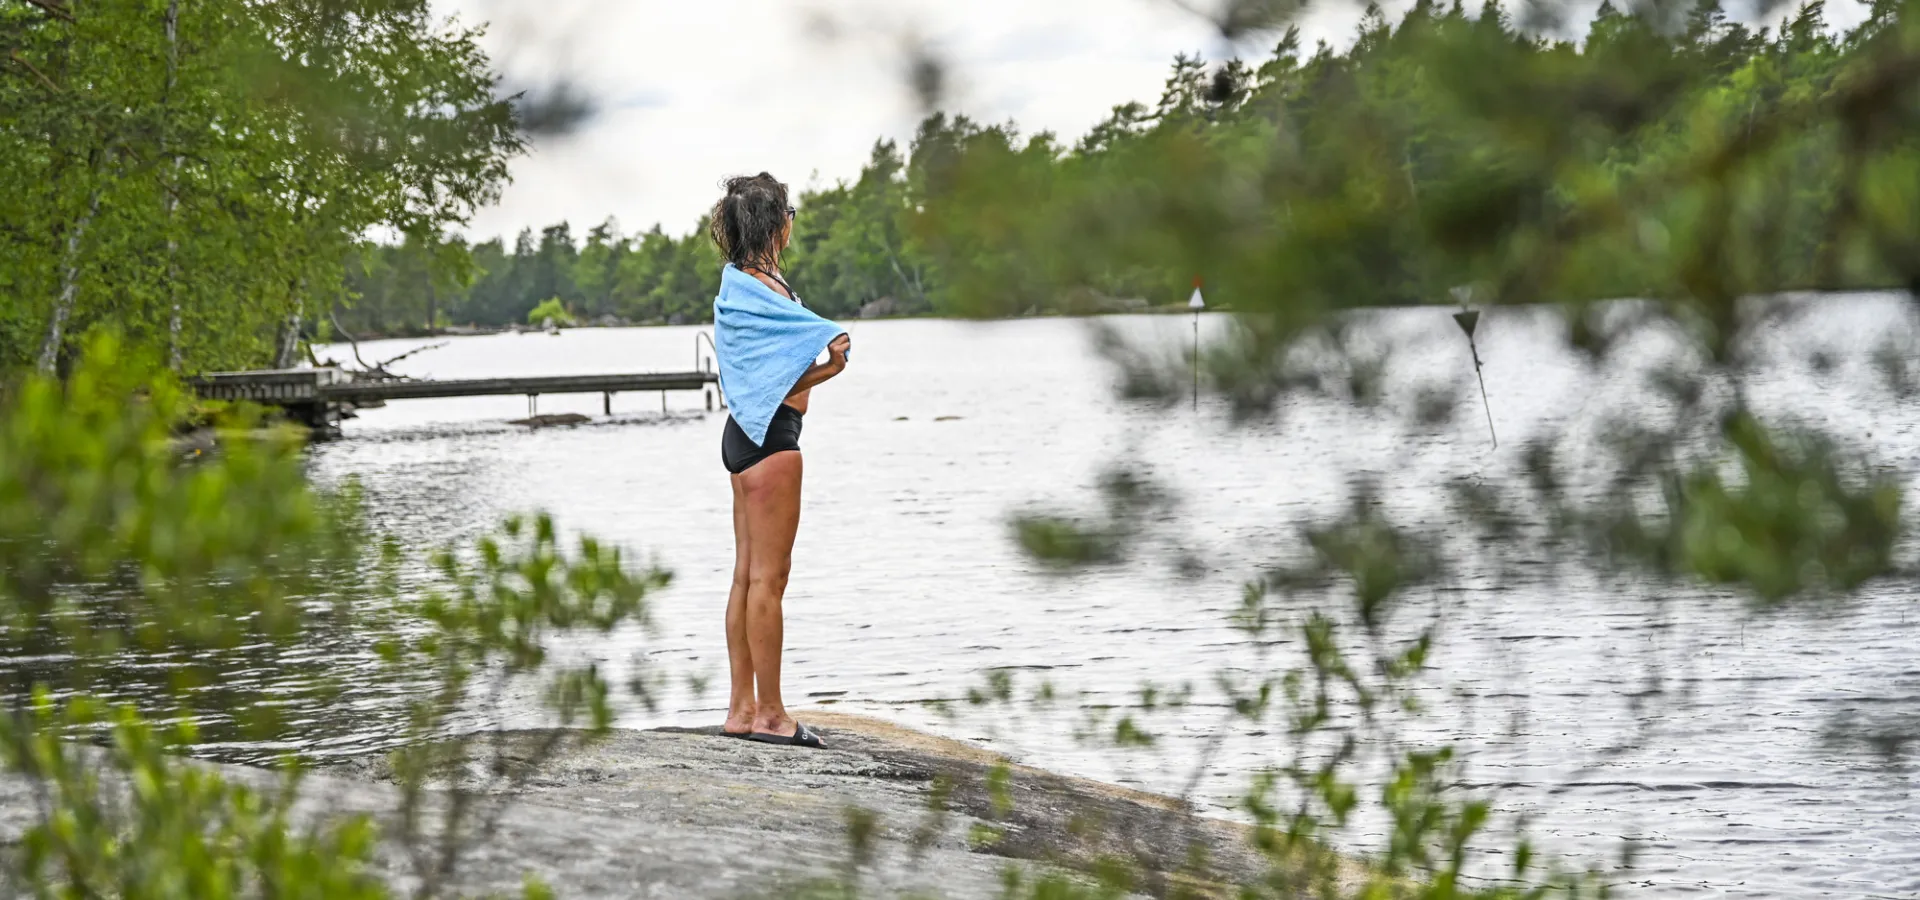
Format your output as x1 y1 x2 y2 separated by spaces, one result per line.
709 173 791 270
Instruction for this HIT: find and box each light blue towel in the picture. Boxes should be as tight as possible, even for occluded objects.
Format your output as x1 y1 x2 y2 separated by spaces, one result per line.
714 264 848 445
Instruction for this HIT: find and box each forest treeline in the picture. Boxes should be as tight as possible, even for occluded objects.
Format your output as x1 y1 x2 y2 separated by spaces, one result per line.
335 135 939 333
335 0 1892 336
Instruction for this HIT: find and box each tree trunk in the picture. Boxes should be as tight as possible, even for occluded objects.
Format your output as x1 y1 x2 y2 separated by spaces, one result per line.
38 186 103 375
879 231 928 307
166 217 183 368
164 0 184 370
276 285 304 369
426 276 437 336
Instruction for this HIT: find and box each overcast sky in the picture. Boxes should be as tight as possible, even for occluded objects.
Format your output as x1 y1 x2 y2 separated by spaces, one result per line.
437 0 1868 246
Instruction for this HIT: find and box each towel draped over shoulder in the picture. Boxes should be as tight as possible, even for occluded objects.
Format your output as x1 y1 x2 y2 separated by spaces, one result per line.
713 264 849 446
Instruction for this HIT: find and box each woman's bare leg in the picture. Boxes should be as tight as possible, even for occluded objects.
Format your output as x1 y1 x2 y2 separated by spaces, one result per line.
739 450 804 737
723 473 756 734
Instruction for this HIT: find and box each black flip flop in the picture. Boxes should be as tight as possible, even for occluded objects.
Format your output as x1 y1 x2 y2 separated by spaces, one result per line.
747 721 826 749
721 730 751 740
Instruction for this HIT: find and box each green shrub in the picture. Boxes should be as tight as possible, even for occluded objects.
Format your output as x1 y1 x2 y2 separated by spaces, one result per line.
526 298 574 327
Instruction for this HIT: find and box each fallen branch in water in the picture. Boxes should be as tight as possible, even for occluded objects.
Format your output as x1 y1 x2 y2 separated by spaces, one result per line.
327 311 447 381
329 309 375 373
375 341 448 371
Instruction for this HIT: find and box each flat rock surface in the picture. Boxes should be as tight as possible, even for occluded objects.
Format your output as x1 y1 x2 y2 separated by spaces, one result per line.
330 714 1027 898
0 712 1296 898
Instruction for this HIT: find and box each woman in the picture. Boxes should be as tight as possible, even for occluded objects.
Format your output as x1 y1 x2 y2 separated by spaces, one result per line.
709 173 851 749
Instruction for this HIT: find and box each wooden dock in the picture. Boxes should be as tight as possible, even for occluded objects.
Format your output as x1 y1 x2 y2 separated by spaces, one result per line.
191 367 722 434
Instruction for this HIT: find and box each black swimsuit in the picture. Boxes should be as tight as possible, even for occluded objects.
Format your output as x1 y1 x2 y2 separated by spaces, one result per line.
722 403 803 474
721 267 806 474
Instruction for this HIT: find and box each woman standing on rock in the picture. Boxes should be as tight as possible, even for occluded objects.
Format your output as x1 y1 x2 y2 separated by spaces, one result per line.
710 173 851 750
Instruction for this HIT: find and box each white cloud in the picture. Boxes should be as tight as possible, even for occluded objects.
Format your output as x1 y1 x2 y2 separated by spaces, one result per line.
439 0 1868 245
440 0 1256 243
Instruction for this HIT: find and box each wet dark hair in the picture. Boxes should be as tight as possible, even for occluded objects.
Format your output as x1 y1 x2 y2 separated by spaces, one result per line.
709 173 792 272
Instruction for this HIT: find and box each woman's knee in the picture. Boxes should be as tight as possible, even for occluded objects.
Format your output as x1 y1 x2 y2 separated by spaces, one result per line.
747 563 791 595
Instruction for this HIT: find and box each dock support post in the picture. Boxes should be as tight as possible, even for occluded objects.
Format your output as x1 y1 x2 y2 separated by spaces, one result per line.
705 389 713 412
604 392 612 416
528 394 538 417
661 391 667 414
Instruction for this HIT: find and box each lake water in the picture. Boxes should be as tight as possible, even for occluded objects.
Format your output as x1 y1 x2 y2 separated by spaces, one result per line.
309 298 1920 898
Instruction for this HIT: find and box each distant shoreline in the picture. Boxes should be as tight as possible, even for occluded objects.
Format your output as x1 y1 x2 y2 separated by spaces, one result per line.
328 304 1235 342
329 285 1916 343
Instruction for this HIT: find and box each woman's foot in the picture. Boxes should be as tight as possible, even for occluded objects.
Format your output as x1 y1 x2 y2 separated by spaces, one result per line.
750 710 795 738
746 717 826 749
723 702 757 737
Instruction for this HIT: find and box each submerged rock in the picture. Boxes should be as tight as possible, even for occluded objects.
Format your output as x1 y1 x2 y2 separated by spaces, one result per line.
509 413 592 428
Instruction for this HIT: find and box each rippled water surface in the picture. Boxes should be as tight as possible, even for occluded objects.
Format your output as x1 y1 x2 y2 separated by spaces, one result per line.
308 298 1920 898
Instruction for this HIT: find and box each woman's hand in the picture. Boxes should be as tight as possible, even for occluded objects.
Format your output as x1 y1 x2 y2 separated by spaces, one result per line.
786 333 854 398
826 334 851 372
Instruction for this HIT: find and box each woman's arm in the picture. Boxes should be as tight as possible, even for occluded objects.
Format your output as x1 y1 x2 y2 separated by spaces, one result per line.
785 334 851 398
